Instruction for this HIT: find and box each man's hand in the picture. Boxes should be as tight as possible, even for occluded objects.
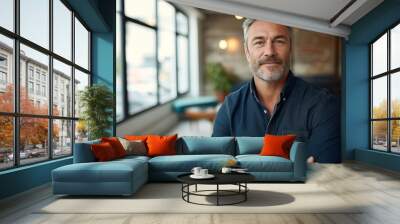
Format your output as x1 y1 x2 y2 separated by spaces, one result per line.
307 156 315 164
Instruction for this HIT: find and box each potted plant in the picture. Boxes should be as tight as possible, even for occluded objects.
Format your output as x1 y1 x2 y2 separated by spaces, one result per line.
79 84 114 140
206 63 237 102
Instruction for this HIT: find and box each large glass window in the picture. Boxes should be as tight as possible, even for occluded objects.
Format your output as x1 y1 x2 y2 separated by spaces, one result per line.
0 0 91 170
117 0 190 120
126 23 157 113
0 0 14 32
20 44 49 115
53 0 72 60
20 0 49 49
370 23 400 154
0 35 14 113
74 18 89 70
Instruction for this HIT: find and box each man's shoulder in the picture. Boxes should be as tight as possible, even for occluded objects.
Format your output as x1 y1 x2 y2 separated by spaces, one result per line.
224 81 251 104
293 76 337 102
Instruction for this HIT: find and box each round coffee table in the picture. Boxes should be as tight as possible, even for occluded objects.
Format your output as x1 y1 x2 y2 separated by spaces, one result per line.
177 173 255 206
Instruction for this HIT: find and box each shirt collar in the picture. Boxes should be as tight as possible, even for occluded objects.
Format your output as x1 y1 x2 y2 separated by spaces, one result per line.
250 70 296 103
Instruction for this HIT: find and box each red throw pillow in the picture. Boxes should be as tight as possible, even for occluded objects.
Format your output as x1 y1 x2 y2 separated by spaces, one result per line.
101 137 127 158
124 135 148 142
146 134 177 157
259 134 296 159
91 142 117 161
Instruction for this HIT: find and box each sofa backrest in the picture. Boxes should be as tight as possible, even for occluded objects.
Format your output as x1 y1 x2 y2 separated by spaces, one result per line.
235 137 263 155
73 139 100 163
177 136 235 155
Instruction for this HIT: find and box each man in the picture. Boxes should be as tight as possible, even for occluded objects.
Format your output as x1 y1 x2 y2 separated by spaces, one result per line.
212 19 340 163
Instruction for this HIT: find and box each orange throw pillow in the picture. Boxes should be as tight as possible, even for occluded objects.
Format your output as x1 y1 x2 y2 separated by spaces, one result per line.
124 135 148 142
91 142 117 161
259 134 296 159
146 134 177 157
101 137 127 158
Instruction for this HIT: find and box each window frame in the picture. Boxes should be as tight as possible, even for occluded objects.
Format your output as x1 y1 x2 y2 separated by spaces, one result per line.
0 0 92 171
117 0 190 123
369 20 400 154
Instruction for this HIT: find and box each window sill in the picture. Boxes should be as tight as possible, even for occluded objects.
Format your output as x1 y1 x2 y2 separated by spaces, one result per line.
0 156 72 176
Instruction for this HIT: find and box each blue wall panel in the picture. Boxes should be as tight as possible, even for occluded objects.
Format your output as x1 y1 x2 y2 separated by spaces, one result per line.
345 0 400 171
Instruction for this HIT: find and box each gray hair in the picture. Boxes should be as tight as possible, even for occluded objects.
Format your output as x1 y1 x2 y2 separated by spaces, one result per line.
242 18 292 47
242 18 256 46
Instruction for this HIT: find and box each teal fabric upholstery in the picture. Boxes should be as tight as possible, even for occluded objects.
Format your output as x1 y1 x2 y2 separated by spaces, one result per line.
52 158 148 195
289 142 307 181
172 96 218 113
149 154 235 172
177 136 235 155
149 154 235 181
235 155 293 172
73 140 100 163
235 137 263 155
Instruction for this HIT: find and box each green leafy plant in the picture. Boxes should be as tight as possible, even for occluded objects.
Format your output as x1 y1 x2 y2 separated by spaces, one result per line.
79 84 114 140
206 62 236 93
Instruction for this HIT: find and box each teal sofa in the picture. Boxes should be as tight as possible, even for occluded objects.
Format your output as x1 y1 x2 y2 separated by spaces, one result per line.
52 136 307 196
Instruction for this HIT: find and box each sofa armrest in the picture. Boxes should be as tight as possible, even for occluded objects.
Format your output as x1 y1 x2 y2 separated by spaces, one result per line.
73 140 100 163
289 141 307 181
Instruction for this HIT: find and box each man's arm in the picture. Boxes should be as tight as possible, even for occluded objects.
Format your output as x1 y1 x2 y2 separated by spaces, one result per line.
212 100 232 137
308 95 341 163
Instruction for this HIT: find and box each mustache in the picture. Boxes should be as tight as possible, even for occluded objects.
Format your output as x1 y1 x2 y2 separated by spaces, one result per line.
257 57 282 65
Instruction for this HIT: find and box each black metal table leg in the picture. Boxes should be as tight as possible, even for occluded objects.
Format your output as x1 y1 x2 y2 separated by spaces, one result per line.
245 183 247 201
217 184 219 206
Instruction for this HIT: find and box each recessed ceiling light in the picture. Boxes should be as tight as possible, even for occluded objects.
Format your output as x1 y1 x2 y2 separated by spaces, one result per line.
235 15 243 20
219 39 228 50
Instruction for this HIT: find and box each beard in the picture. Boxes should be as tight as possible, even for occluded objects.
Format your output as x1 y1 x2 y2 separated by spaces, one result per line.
250 56 287 82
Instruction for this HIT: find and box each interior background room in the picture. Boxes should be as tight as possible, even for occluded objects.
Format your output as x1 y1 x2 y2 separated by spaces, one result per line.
115 1 342 137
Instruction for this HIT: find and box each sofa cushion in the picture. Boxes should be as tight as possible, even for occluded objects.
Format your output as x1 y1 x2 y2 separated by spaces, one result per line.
260 134 296 159
91 142 118 161
52 159 147 183
148 154 235 172
147 134 177 157
118 138 147 156
73 140 100 163
236 155 293 172
178 136 235 155
235 137 263 155
101 137 127 158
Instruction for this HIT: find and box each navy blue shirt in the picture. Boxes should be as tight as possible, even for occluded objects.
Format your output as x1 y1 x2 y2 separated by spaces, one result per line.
212 71 341 163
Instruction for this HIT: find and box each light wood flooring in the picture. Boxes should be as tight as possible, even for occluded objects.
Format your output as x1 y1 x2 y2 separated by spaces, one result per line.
1 120 400 224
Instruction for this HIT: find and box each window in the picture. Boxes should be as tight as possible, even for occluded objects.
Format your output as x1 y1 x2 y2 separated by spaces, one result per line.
125 23 157 114
74 18 89 70
0 0 14 32
28 81 34 94
20 0 49 49
370 23 400 154
0 71 6 85
0 35 13 113
53 0 72 60
117 0 190 122
0 0 91 170
28 67 34 80
42 85 46 97
36 83 41 95
0 55 7 67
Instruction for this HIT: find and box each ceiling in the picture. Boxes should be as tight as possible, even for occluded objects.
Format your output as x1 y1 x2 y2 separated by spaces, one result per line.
167 0 384 38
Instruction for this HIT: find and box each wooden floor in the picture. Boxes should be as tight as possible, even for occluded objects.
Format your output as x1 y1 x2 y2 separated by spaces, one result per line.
1 121 400 224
